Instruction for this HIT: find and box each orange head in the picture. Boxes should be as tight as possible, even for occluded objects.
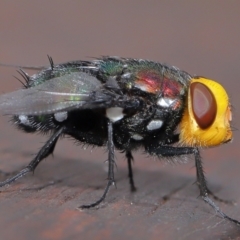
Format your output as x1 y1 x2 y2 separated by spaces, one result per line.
179 77 232 147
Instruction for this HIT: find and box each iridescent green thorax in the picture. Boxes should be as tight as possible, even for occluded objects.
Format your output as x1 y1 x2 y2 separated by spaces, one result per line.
96 58 191 100
96 58 124 79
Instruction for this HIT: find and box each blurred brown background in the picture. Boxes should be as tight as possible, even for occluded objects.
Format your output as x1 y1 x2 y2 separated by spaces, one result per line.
1 1 240 240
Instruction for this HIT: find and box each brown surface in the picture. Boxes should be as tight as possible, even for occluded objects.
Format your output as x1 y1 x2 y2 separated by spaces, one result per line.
1 1 240 240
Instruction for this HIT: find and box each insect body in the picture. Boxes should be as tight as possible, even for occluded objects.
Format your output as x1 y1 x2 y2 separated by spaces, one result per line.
0 57 238 225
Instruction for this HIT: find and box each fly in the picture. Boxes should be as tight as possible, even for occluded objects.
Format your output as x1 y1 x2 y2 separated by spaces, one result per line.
0 56 238 225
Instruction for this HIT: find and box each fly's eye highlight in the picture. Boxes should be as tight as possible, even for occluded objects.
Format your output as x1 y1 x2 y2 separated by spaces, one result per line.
190 82 217 129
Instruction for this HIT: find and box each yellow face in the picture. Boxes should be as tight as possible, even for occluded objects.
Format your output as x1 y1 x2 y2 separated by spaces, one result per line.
179 77 232 147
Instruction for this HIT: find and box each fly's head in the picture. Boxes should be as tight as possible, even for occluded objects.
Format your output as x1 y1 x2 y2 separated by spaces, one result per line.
179 77 232 147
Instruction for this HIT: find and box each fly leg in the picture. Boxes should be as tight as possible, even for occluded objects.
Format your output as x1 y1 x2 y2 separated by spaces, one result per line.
0 127 64 187
146 144 240 225
194 148 240 225
204 186 234 204
154 134 233 204
126 151 137 192
146 144 195 157
80 121 115 209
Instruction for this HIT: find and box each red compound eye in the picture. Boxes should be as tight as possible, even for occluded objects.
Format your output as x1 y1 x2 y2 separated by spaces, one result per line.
190 82 217 129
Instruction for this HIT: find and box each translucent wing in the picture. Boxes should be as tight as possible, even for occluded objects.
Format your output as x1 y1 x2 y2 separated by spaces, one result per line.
0 72 112 115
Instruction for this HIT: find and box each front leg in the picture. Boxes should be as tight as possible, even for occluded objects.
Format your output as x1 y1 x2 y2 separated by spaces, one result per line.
145 144 195 157
145 144 240 225
194 149 240 225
